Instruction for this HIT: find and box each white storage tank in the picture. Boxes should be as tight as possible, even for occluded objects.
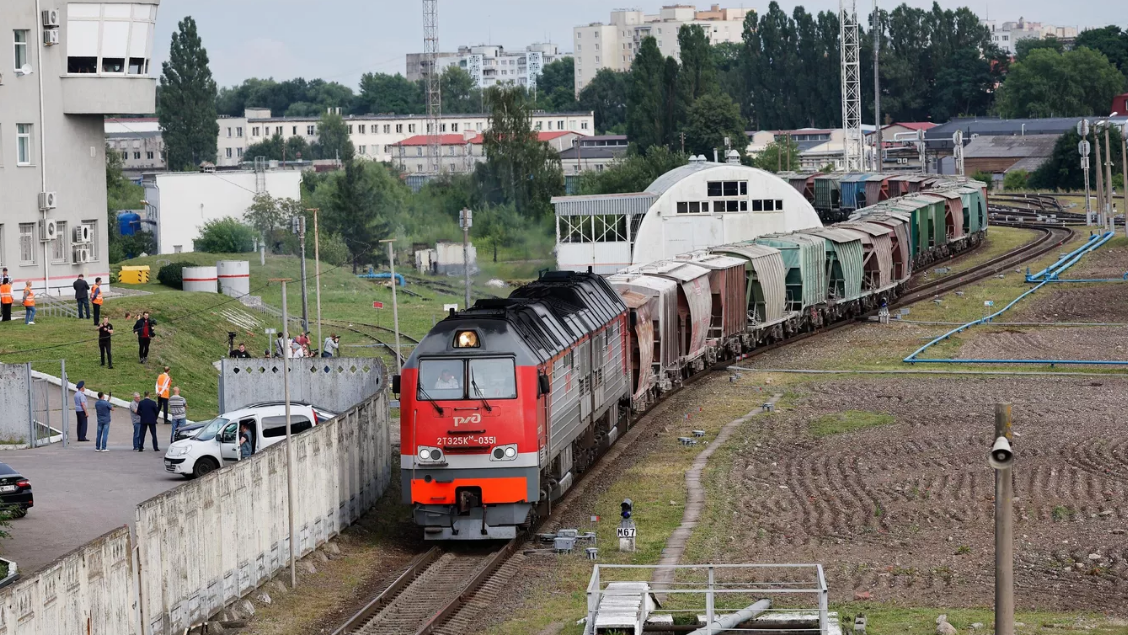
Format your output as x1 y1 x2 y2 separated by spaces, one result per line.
217 260 251 298
182 266 218 293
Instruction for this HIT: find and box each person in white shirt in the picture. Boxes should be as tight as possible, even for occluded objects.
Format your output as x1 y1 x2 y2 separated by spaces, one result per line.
434 369 460 390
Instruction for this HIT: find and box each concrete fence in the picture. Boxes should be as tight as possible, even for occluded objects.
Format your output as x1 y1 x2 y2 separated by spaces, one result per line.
0 364 33 445
0 526 139 635
218 358 384 414
136 384 392 635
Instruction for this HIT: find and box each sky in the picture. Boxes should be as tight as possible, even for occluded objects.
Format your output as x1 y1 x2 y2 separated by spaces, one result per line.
152 0 1128 90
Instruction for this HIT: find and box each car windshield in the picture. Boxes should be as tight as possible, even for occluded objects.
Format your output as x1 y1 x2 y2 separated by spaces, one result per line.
192 418 231 442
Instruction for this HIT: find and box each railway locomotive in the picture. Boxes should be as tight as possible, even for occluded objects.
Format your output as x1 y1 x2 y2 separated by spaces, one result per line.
397 174 989 540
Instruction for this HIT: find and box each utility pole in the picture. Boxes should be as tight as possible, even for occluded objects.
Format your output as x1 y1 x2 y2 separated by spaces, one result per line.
1078 120 1092 226
1121 124 1127 237
381 239 403 373
459 208 473 310
992 403 1015 635
872 0 881 172
293 215 310 332
273 278 298 590
1104 125 1115 232
307 208 323 355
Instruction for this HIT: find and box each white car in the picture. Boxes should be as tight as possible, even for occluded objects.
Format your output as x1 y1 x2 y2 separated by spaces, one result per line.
163 404 321 479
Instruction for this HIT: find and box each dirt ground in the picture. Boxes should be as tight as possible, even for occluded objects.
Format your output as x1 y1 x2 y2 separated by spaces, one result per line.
709 374 1128 614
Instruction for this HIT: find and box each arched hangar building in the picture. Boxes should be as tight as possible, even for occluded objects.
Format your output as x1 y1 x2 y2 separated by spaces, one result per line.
553 158 824 274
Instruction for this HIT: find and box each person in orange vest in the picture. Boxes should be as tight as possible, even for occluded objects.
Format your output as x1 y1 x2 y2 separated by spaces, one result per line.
155 366 172 424
90 277 104 325
21 282 35 325
0 277 12 322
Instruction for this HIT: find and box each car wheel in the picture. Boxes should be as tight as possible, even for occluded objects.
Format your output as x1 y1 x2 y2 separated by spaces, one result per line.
192 457 219 479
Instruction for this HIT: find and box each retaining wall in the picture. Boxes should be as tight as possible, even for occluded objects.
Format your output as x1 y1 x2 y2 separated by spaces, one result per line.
135 385 391 635
218 358 383 414
0 527 139 635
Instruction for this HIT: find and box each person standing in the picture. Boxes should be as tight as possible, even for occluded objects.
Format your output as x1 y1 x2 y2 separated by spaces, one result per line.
168 387 187 443
155 367 172 424
0 277 11 322
133 311 155 363
73 274 90 320
239 422 254 459
74 381 90 442
136 392 159 452
94 392 113 452
21 282 35 325
229 343 252 359
129 393 142 451
97 316 114 368
274 332 286 358
90 277 104 325
322 333 340 358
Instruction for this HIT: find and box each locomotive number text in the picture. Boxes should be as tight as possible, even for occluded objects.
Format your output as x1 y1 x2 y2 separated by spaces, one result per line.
436 436 497 447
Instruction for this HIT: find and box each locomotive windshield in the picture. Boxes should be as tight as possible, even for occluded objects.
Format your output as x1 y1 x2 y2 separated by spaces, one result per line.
418 358 517 400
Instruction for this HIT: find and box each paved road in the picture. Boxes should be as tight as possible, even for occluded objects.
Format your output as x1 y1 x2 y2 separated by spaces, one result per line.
2 389 184 574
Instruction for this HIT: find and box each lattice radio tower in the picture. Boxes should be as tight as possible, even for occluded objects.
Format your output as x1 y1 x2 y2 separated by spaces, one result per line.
840 0 864 172
424 0 442 175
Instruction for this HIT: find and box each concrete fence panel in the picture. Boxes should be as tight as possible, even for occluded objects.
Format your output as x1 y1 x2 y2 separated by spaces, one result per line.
219 358 383 414
0 364 33 444
137 384 391 635
0 526 138 635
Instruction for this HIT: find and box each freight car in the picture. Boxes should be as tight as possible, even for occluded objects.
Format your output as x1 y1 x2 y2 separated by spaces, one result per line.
396 176 988 540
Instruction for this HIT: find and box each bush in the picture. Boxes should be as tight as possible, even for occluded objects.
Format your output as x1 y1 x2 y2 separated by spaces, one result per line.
1003 169 1030 191
194 217 256 253
156 261 198 290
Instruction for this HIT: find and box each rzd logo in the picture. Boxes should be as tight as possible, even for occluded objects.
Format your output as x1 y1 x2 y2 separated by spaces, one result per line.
453 413 482 427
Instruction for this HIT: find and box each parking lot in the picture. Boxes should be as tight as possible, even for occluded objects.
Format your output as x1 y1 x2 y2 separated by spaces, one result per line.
2 401 184 573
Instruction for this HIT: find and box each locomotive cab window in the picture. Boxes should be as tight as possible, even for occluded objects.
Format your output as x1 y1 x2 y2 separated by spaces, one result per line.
418 358 517 400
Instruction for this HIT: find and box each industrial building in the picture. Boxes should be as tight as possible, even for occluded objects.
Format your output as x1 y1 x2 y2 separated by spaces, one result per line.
1 0 160 294
552 155 823 274
141 169 301 255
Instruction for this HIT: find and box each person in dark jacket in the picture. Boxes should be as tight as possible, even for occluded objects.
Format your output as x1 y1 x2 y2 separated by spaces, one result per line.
133 312 156 364
73 274 90 320
136 391 160 451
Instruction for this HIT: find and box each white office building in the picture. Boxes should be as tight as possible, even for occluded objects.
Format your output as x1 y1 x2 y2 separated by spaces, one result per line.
573 4 751 95
982 18 1080 54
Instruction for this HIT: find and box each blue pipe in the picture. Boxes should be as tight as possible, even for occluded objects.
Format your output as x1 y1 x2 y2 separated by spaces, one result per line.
357 272 406 286
1026 234 1101 281
1026 232 1111 282
1043 232 1114 280
909 358 1128 366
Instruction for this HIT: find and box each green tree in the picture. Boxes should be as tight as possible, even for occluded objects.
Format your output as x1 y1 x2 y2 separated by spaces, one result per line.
1073 26 1128 73
441 66 481 114
533 57 578 112
355 72 423 115
216 78 354 117
105 145 154 262
578 69 629 133
158 17 219 169
473 203 522 262
752 137 801 173
314 111 355 162
996 48 1126 118
1015 36 1063 60
244 193 303 253
683 93 747 158
1003 169 1030 191
477 87 564 217
314 161 405 272
245 133 286 161
194 218 257 253
578 146 688 195
627 38 669 153
1029 127 1124 191
677 25 719 104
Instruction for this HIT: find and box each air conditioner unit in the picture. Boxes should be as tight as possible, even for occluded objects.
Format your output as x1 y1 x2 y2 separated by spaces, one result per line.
38 191 57 210
39 219 58 242
72 246 90 264
42 9 60 28
43 29 59 47
73 225 91 244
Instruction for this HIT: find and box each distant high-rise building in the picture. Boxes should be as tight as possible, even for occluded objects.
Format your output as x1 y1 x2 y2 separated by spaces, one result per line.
981 17 1080 55
406 43 564 91
573 4 752 96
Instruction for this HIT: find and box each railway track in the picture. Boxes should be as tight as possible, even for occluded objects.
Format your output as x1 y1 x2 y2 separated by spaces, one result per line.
331 224 1072 635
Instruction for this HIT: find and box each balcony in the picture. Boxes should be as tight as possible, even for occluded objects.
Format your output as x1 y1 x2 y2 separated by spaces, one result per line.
61 75 156 115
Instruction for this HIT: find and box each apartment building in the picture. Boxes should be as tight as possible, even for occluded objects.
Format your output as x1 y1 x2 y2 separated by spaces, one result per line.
573 4 751 95
982 18 1080 54
390 130 584 175
220 109 596 169
105 117 164 173
2 0 159 294
406 43 564 90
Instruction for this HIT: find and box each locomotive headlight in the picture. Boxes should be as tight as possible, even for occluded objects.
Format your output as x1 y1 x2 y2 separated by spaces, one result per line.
417 446 444 463
490 444 518 461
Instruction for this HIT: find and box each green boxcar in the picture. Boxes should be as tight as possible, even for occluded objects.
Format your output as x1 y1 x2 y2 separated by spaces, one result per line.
804 229 865 302
752 234 828 311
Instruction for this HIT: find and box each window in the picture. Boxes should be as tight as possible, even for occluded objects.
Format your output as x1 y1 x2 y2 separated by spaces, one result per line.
275 126 282 136
723 182 738 196
384 145 392 153
417 358 516 400
395 124 403 133
441 123 447 132
14 30 28 69
226 127 232 138
535 122 542 130
236 127 243 138
451 123 459 132
66 4 156 75
385 124 392 133
306 125 315 136
741 182 748 195
558 120 565 130
752 200 763 211
18 223 36 265
764 200 775 211
133 151 141 160
476 122 483 131
147 151 154 160
292 126 298 135
121 150 128 161
408 124 416 133
358 145 366 155
252 127 260 136
359 124 366 134
225 148 233 158
237 148 244 158
82 221 98 261
52 222 68 263
347 125 353 134
16 124 31 165
261 415 313 438
707 180 748 198
776 199 784 210
581 121 589 130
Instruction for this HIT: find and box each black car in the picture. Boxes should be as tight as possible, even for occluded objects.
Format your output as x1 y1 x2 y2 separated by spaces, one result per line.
0 463 32 518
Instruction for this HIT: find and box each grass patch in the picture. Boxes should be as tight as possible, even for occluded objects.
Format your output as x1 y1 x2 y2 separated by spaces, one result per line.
836 603 1128 634
809 410 894 437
